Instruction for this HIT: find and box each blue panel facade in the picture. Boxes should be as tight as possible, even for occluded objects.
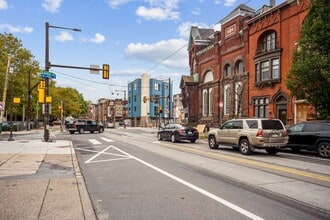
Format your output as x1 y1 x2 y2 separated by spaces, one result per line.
128 79 142 118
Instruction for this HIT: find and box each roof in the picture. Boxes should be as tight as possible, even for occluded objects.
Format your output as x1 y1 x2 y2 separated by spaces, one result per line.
188 26 215 50
219 4 255 25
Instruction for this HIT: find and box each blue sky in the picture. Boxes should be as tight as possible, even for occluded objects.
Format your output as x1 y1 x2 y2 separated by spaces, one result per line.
0 0 284 103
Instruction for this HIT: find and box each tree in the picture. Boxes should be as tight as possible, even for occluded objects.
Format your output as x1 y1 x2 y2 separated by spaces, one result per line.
286 0 330 119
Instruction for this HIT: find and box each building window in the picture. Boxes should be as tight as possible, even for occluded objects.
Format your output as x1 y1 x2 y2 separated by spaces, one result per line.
260 31 276 53
253 97 269 118
255 58 280 83
224 64 231 77
261 61 269 81
209 88 213 115
272 58 279 79
236 60 243 74
134 83 137 90
224 85 231 115
235 82 243 117
203 89 208 116
154 83 160 91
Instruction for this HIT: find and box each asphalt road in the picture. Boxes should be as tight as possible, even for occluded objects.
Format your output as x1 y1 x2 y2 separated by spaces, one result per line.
61 128 330 220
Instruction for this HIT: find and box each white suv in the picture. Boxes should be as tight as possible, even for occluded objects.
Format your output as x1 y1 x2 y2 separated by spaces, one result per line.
208 118 288 155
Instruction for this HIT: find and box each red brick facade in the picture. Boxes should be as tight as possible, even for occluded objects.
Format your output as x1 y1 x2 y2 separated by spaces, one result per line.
181 0 311 126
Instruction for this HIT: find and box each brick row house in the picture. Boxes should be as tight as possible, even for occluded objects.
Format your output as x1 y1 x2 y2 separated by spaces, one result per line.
180 0 311 127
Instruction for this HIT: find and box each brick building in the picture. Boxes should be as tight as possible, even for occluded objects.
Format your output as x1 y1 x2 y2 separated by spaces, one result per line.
181 0 311 126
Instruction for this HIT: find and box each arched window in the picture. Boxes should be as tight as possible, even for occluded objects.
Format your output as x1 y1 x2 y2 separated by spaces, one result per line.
235 60 243 74
224 64 231 77
203 89 208 116
259 30 277 53
209 88 213 115
224 84 231 115
204 71 214 83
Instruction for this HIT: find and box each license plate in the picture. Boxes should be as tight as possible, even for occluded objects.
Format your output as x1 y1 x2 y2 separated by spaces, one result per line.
188 131 192 135
271 133 279 138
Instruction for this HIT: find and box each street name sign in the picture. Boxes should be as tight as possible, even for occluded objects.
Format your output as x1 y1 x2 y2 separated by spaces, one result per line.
40 71 56 79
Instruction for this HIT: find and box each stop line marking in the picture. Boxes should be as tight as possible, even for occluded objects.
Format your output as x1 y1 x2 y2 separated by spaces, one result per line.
89 139 102 145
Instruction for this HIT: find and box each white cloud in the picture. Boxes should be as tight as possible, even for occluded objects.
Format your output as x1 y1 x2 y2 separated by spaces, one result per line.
0 0 8 10
106 0 131 9
42 0 62 13
136 0 180 21
192 7 200 16
55 31 73 42
0 24 33 33
224 0 236 6
124 38 188 69
83 33 106 44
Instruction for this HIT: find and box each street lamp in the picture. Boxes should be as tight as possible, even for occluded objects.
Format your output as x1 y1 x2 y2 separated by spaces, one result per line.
44 22 81 142
8 65 15 141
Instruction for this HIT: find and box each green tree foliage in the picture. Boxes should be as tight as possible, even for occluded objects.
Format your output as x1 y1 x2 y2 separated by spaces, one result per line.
1 33 89 123
286 0 330 119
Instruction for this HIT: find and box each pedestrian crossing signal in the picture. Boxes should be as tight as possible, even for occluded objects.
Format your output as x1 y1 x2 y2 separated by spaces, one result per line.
102 64 110 79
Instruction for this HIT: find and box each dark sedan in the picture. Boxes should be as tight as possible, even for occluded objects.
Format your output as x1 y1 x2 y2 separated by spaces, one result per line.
157 124 199 143
286 121 330 158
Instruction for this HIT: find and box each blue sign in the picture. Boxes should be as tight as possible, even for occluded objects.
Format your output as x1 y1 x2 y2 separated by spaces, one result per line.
40 71 56 79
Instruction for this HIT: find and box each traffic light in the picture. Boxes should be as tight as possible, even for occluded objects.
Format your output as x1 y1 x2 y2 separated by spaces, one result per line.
150 95 154 102
143 96 147 103
39 80 45 89
102 64 110 79
158 106 163 113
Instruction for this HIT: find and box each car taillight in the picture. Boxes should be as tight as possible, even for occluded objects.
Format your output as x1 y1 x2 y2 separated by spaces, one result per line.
256 128 263 136
178 129 185 134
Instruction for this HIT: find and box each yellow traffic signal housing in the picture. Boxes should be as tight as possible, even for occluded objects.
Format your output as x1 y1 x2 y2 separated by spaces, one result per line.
159 106 163 113
38 89 45 103
150 95 154 102
102 64 110 79
143 96 147 103
39 80 45 90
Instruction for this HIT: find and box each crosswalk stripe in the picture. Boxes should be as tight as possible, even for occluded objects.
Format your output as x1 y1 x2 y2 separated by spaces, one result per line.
101 137 114 142
89 139 102 145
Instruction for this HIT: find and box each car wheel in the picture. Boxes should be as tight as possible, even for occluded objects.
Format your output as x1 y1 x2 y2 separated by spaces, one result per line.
171 134 176 143
239 139 252 155
69 131 74 134
317 141 330 158
79 128 84 134
208 136 218 149
157 133 162 141
266 148 278 155
90 131 94 133
99 127 104 133
191 139 196 143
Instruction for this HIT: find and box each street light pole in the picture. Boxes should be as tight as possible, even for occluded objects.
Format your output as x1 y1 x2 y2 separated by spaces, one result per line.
44 22 81 142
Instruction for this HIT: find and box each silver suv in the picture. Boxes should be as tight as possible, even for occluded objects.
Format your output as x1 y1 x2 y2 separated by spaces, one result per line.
208 118 288 155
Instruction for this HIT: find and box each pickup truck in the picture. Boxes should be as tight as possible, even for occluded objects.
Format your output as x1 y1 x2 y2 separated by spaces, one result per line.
66 119 104 134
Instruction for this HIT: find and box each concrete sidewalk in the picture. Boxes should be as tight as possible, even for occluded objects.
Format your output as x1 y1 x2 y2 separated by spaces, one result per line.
0 129 96 220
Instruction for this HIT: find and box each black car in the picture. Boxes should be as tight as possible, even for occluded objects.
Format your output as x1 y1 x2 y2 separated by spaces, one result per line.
157 124 199 143
286 121 330 158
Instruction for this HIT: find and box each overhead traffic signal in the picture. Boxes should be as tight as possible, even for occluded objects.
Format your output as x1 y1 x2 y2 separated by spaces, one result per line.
143 96 147 103
102 64 110 79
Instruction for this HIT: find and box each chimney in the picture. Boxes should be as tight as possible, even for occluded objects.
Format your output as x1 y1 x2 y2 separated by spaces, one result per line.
270 0 275 7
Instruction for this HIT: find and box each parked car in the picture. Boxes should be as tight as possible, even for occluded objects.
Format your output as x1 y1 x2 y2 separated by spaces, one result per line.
208 118 288 155
157 124 199 143
66 119 104 134
286 121 330 158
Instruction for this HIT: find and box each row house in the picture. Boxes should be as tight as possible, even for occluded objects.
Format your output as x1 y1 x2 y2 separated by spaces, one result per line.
181 0 310 127
127 73 173 127
92 98 128 126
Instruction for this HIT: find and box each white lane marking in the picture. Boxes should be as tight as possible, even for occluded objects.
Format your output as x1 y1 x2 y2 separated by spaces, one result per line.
76 146 132 164
85 146 111 164
89 139 102 145
111 145 264 220
101 137 114 142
